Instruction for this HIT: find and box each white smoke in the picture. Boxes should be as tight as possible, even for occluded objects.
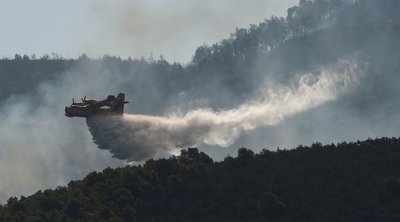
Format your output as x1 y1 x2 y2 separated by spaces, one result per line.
0 65 125 203
87 60 361 162
0 59 360 203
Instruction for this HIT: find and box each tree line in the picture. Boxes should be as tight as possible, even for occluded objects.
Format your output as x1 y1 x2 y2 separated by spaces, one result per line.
0 137 399 221
2 0 399 113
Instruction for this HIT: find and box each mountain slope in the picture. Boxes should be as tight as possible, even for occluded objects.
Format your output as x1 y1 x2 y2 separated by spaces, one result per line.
1 137 400 221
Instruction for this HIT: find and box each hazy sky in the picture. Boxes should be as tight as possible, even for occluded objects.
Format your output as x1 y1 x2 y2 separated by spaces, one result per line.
0 0 298 63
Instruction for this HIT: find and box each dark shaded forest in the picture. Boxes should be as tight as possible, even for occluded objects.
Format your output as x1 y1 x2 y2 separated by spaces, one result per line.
1 137 400 221
2 0 399 114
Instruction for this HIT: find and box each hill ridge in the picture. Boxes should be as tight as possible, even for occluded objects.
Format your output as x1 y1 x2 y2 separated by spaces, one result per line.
1 137 400 221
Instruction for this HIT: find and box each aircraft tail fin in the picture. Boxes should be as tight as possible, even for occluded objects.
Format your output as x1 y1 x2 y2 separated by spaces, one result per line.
116 93 126 114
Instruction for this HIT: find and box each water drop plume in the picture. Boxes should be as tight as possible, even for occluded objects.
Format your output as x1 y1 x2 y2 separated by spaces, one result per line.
87 61 360 162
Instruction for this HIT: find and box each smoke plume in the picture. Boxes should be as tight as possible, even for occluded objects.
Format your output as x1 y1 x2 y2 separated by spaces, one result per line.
86 60 360 161
88 0 298 62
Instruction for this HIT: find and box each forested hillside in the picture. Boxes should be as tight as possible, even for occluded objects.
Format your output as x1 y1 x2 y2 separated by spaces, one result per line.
1 137 399 221
3 0 398 113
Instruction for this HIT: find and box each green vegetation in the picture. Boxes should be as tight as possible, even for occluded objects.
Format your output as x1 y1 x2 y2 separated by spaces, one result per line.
3 0 399 114
1 137 400 221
